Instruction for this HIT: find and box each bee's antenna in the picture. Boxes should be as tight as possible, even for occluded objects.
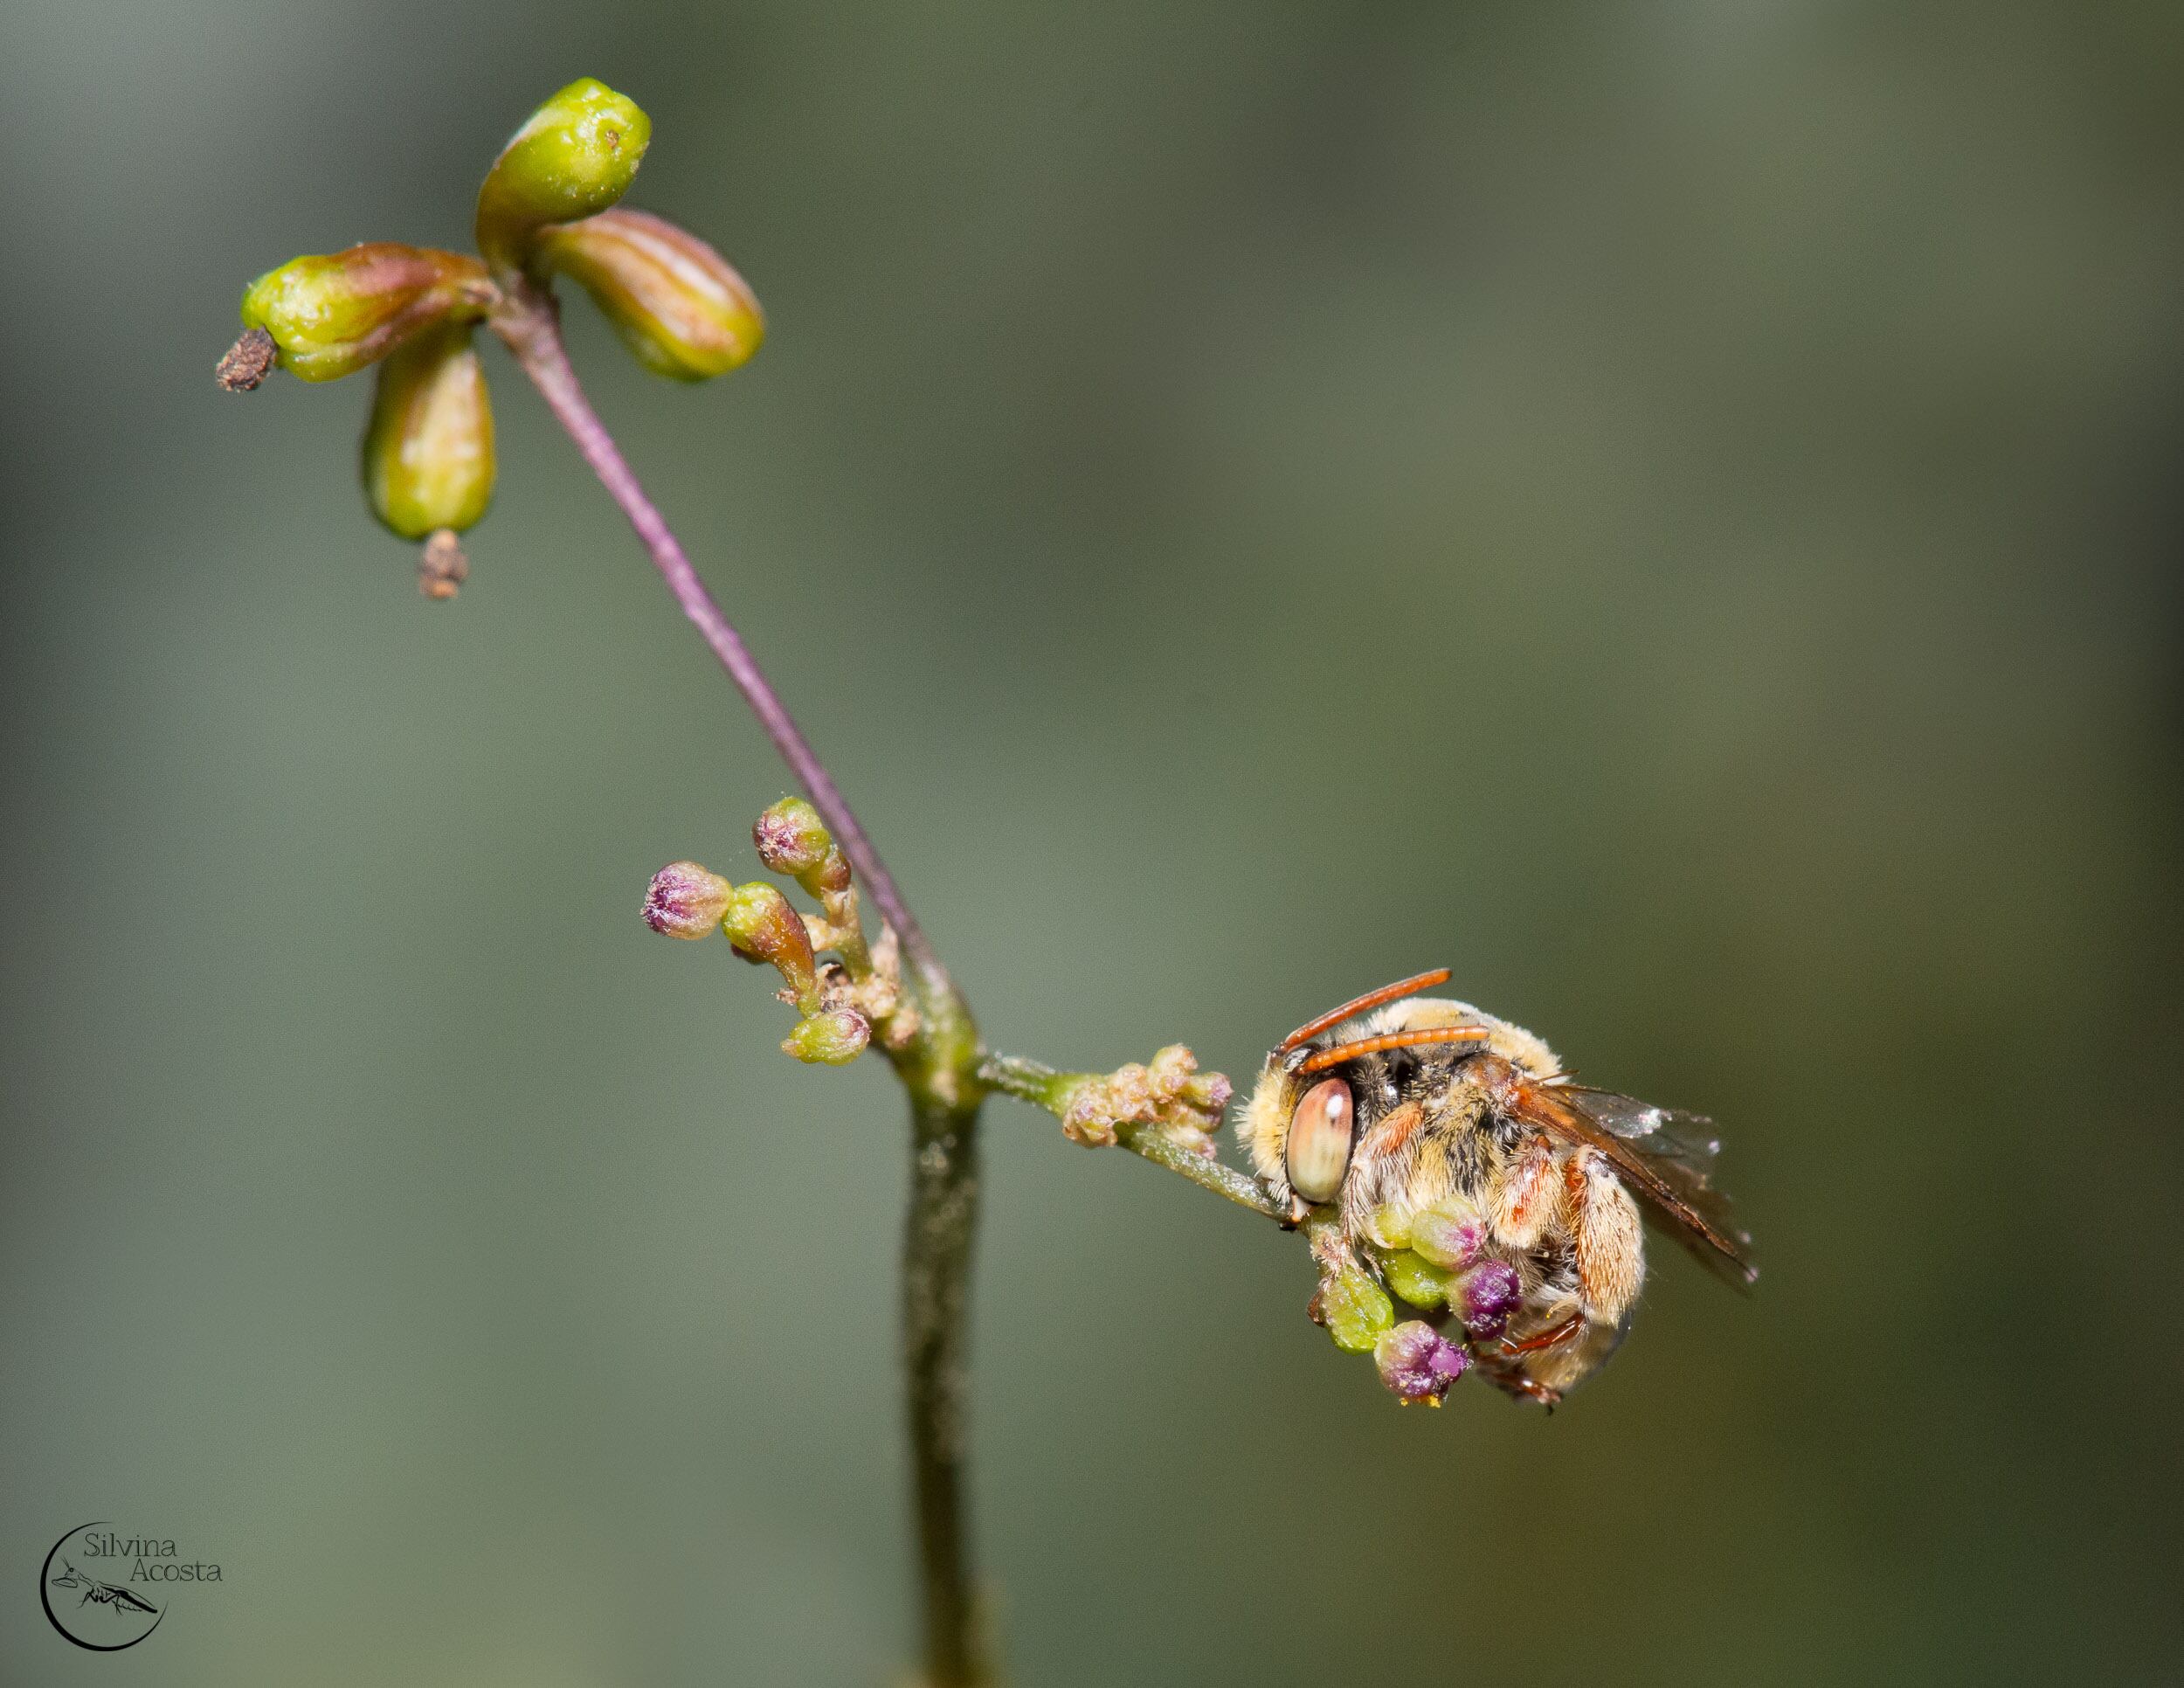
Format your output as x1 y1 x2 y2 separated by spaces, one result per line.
1277 967 1452 1055
1291 1024 1491 1076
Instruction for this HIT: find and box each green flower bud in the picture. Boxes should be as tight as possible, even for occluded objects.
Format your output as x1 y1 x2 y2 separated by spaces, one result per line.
1317 1265 1394 1354
751 797 831 877
722 882 819 1009
362 323 495 541
476 79 651 274
1367 1203 1414 1250
1409 1194 1487 1271
782 1008 871 1066
533 209 764 382
239 244 491 383
1382 1249 1452 1311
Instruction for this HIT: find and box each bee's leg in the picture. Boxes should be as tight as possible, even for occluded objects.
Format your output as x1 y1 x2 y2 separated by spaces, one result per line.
1564 1150 1644 1325
1489 1133 1560 1249
1472 1349 1567 1408
1499 1310 1587 1358
1469 1310 1586 1408
1493 1372 1564 1409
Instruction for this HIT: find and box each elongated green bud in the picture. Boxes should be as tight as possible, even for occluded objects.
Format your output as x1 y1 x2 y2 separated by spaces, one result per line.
533 209 764 381
362 323 495 541
722 882 820 1010
476 79 651 274
239 245 491 383
1317 1265 1394 1354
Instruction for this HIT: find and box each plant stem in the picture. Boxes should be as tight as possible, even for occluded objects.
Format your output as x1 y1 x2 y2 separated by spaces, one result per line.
978 1053 1288 1221
493 287 989 1685
904 1090 989 1687
489 287 950 999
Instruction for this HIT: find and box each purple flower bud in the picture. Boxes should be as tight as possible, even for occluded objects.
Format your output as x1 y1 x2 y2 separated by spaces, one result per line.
1455 1259 1523 1340
1373 1320 1471 1406
643 861 733 938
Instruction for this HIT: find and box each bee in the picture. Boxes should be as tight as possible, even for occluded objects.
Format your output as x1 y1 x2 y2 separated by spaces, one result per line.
1241 968 1755 1406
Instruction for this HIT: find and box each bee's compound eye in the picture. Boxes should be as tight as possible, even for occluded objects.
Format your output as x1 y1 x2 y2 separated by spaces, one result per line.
1285 1076 1355 1205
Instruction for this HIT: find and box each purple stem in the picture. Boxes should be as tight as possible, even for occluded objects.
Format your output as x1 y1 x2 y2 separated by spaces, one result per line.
494 294 947 993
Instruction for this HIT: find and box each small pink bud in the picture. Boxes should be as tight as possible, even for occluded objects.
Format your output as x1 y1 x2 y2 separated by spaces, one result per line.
643 861 734 937
751 797 844 893
1373 1320 1470 1405
783 1008 870 1065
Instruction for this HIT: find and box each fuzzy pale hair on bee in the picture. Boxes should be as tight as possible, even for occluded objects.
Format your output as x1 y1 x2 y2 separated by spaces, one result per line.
1240 968 1755 1408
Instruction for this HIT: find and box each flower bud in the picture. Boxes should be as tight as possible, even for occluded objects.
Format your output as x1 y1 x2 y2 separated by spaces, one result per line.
1368 1204 1414 1250
1453 1259 1523 1340
751 798 847 894
476 79 651 273
1317 1264 1394 1355
533 209 764 381
240 245 491 383
1408 1194 1486 1272
1373 1321 1470 1405
722 882 819 1007
362 324 495 541
782 1008 871 1066
1382 1249 1451 1311
643 861 734 938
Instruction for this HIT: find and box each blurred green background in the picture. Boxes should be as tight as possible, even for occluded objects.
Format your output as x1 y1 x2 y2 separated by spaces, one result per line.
4 2 2181 1683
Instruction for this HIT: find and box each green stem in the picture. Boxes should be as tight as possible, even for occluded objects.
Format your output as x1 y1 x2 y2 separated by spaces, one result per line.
495 288 992 1685
977 1053 1288 1221
902 1085 989 1688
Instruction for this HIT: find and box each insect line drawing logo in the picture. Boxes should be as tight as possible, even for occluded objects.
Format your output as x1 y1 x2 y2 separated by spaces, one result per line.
40 1521 225 1651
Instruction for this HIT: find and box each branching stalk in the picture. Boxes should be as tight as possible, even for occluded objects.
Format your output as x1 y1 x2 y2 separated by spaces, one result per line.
978 1053 1286 1220
218 80 1432 1688
488 285 950 1000
492 282 992 1686
488 278 1278 1684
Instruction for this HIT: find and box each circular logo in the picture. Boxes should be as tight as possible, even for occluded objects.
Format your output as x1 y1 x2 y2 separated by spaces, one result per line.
42 1523 169 1651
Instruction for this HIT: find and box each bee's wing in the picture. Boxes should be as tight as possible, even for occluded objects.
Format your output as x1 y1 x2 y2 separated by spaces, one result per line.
1513 1081 1759 1290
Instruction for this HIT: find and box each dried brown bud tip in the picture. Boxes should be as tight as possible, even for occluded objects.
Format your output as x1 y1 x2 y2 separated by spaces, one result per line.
418 530 469 600
216 327 278 391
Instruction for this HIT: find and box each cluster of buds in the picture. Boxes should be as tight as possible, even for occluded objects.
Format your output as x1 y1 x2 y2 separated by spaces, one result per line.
1307 1194 1527 1407
1048 1046 1232 1152
643 799 911 1066
218 78 764 598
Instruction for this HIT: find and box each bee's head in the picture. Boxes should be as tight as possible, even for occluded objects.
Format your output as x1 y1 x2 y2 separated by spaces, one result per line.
1239 972 1560 1213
